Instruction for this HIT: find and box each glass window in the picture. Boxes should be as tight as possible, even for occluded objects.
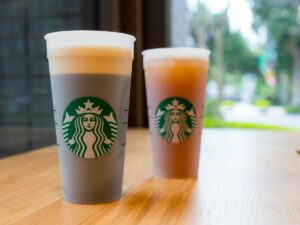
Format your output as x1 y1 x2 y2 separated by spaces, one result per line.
0 0 81 157
168 0 300 130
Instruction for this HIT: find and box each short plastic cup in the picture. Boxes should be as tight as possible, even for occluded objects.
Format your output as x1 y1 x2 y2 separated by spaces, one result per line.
142 48 210 178
45 31 135 203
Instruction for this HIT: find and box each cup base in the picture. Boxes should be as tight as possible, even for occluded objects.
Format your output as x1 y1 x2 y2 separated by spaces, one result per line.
153 171 198 180
62 193 121 205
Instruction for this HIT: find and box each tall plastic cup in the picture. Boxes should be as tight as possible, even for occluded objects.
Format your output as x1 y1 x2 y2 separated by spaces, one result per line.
45 31 135 203
142 48 210 178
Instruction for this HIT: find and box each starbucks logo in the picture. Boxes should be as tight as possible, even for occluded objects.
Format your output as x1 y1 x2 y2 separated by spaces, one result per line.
155 97 196 143
62 97 117 158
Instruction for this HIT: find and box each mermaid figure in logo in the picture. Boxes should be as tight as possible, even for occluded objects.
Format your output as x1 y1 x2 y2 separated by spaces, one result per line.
161 109 191 143
157 98 194 143
71 100 112 158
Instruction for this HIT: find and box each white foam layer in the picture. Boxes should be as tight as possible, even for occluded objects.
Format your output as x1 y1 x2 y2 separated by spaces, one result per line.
142 47 210 67
45 30 136 58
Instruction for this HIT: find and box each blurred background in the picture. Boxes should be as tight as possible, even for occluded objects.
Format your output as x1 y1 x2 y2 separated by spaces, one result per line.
0 0 300 157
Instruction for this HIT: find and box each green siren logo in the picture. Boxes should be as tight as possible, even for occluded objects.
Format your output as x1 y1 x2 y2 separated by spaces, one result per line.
62 97 117 158
155 97 196 143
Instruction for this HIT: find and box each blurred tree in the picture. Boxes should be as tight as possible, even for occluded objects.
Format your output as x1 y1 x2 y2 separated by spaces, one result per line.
191 2 258 118
251 0 300 105
191 3 213 48
212 9 228 106
223 30 258 74
191 4 228 119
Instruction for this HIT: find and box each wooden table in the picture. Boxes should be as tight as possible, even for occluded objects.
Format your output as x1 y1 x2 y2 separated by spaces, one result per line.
1 129 300 225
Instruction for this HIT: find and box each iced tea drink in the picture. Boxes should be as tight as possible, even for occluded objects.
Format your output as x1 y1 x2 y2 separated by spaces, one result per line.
142 48 210 178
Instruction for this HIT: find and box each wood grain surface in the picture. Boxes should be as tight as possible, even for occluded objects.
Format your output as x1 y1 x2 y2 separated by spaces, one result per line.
0 129 300 225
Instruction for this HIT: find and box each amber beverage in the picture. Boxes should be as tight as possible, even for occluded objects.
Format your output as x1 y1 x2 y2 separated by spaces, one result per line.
142 48 210 178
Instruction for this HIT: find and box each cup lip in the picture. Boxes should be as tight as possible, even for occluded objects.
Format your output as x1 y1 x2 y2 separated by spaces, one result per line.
142 47 210 59
44 30 136 42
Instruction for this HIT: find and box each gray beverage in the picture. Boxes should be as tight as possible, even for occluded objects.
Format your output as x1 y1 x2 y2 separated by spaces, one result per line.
45 31 135 204
50 74 130 203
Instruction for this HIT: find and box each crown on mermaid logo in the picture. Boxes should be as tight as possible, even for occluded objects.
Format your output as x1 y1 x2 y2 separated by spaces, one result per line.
165 99 185 111
75 99 102 115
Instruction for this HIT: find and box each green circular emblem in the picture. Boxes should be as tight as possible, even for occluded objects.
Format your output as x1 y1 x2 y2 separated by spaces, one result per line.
62 97 117 158
155 97 196 143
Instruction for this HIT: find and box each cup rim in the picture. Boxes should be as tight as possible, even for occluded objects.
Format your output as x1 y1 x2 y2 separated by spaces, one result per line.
142 47 210 56
142 47 211 64
44 30 136 42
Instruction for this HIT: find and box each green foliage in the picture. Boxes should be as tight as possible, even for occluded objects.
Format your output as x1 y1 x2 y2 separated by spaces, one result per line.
252 1 298 37
224 72 241 84
203 118 294 130
204 100 220 119
223 30 259 73
207 27 259 74
220 100 235 107
255 77 276 101
251 0 300 74
192 3 259 76
253 99 271 109
285 105 300 114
